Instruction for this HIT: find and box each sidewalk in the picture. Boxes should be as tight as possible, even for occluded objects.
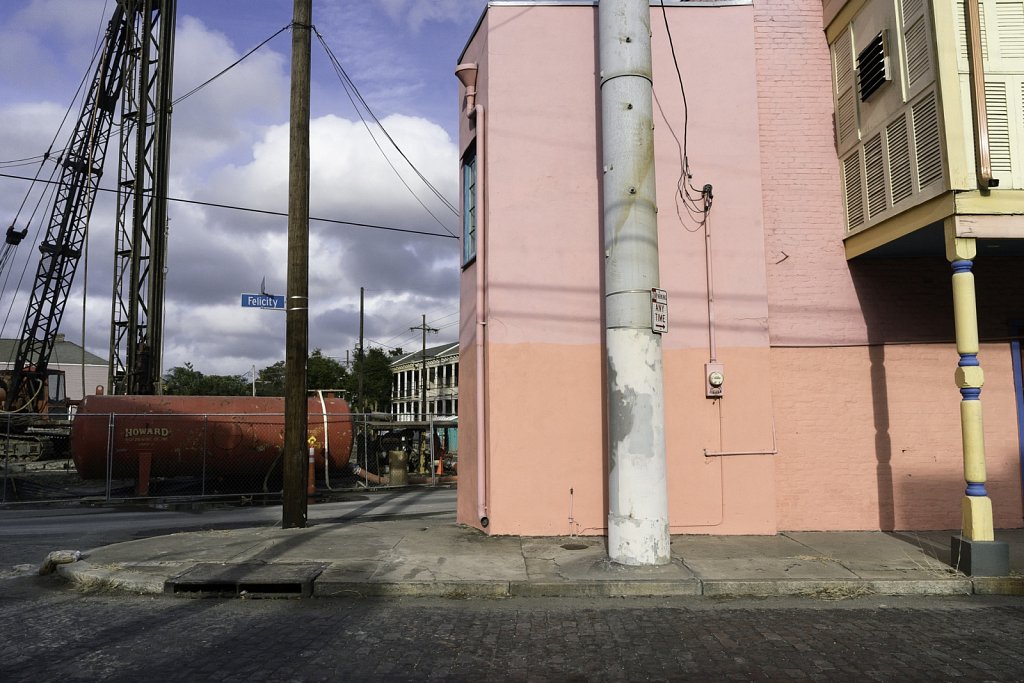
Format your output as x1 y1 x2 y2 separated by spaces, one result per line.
54 519 1024 599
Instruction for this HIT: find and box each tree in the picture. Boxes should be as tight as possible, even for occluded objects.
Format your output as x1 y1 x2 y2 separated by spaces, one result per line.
307 348 348 391
348 346 393 413
254 349 349 398
255 361 285 396
163 363 249 396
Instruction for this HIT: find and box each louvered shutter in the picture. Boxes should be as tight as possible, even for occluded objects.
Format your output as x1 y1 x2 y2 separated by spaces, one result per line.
843 151 866 231
901 0 933 97
834 29 858 151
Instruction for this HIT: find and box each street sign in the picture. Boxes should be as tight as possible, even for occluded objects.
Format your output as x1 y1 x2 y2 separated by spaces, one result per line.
651 288 668 333
241 293 285 309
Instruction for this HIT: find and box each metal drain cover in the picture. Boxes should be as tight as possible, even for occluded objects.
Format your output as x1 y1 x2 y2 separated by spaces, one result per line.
166 562 327 598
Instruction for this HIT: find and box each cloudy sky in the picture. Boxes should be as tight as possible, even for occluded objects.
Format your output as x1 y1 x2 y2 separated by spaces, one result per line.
0 0 485 379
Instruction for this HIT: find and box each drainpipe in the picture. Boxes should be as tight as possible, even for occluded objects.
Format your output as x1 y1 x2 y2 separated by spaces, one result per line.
456 63 489 528
599 0 670 565
965 0 997 190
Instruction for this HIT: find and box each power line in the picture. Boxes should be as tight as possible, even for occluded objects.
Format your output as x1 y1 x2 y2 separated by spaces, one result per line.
0 171 457 240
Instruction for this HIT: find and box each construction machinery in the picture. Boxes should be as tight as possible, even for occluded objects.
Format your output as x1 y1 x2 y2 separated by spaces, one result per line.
1 1 175 460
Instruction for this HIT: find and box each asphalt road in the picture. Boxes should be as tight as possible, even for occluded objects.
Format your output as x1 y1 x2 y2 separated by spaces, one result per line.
0 487 457 568
2 489 1023 681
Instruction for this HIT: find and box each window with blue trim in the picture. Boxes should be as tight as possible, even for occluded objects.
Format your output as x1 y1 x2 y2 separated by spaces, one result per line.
462 146 477 265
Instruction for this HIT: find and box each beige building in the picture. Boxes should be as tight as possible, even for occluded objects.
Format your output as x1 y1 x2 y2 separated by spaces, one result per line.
0 334 108 405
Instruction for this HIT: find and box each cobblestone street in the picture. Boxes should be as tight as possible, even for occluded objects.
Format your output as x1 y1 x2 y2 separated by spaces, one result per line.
2 575 1022 681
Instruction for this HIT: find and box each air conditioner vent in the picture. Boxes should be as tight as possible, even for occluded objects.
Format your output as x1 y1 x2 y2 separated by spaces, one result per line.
858 31 890 101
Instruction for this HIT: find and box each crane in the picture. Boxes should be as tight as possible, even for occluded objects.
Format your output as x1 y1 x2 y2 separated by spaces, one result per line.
3 0 175 415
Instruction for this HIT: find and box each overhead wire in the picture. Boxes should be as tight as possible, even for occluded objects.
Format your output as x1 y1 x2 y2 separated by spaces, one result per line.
657 0 713 231
314 28 459 237
0 171 457 240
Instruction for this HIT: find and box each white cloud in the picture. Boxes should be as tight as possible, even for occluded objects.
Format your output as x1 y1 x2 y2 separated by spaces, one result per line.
0 0 471 378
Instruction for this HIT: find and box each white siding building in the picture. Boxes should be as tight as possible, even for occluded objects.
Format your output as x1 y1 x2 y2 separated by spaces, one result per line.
390 342 459 422
0 334 108 403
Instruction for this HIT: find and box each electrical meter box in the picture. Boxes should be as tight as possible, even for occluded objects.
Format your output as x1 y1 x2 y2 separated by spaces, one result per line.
705 362 724 398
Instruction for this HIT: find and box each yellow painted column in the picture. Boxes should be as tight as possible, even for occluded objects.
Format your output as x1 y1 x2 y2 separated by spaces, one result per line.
946 234 994 542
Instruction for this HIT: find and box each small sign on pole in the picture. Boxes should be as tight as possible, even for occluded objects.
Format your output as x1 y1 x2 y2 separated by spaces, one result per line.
241 293 286 310
651 288 668 334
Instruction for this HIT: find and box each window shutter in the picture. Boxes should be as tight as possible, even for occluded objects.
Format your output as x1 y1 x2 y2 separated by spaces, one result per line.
985 80 1012 173
843 152 865 230
994 1 1024 60
901 0 932 89
958 1 990 65
834 30 858 148
887 116 914 204
912 92 944 187
864 133 888 217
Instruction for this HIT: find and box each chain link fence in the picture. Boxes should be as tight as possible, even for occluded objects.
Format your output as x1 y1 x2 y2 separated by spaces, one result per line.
0 410 456 505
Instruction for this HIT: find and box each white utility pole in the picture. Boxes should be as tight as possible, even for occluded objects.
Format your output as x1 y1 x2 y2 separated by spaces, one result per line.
599 0 670 565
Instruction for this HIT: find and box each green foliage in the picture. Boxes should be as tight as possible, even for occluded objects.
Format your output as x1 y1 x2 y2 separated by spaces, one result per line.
253 349 349 398
162 363 249 396
348 346 393 413
255 361 285 396
308 348 349 391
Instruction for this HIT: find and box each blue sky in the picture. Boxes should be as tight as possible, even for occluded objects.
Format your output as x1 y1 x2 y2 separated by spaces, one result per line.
0 0 486 377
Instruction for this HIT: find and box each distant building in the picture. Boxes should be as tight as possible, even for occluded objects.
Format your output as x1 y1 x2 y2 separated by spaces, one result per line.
0 334 108 402
390 343 459 422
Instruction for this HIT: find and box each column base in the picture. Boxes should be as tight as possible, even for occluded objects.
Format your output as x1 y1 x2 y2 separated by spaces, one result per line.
950 535 1010 576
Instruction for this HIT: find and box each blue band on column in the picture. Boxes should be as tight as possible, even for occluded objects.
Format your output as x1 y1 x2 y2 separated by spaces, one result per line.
958 353 980 367
965 482 987 496
952 259 974 274
960 387 982 400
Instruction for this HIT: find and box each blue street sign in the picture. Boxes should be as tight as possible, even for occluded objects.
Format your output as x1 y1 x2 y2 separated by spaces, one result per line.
240 293 285 309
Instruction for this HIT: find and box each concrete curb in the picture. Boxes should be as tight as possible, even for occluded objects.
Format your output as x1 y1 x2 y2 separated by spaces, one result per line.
55 561 1024 599
699 578 973 599
58 561 168 595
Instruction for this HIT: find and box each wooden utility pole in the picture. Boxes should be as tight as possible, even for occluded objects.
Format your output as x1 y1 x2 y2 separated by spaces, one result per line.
282 0 311 529
411 315 438 420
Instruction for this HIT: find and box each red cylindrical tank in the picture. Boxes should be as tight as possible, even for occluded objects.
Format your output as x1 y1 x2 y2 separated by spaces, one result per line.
71 395 353 480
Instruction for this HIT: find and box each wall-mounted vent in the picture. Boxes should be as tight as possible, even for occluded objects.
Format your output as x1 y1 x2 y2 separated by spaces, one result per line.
858 31 891 101
864 134 887 217
843 152 865 230
887 116 914 204
912 92 943 187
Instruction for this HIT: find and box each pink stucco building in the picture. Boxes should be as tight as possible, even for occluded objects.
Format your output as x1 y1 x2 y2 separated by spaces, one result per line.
454 0 1024 537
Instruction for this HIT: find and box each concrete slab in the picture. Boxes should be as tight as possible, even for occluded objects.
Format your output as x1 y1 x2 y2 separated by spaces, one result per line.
671 534 814 560
683 557 858 581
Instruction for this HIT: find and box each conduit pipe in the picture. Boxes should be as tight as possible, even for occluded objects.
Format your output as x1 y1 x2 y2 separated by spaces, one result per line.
966 0 997 190
456 62 489 528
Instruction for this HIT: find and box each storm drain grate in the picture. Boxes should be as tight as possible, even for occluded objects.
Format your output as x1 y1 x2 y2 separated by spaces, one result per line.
165 563 327 599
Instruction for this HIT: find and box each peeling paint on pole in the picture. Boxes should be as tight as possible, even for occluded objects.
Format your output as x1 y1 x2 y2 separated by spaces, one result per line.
600 0 670 566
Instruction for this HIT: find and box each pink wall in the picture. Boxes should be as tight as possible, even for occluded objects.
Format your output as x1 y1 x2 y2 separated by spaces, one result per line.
456 1 1024 535
457 3 780 535
773 343 1023 530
